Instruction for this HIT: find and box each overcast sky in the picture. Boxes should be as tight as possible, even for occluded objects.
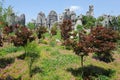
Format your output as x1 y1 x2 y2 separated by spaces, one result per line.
3 0 120 23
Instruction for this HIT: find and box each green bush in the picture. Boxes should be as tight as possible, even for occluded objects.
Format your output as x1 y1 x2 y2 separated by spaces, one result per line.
25 41 40 78
49 39 56 47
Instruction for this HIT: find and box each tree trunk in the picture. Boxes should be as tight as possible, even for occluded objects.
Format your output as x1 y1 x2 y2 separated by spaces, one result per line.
81 55 84 68
79 31 81 42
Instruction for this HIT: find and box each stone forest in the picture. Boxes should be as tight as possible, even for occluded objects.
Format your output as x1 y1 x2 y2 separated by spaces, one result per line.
0 1 120 80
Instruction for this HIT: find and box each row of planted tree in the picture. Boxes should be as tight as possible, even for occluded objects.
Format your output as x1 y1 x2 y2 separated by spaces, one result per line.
2 20 120 61
0 19 120 79
0 19 120 62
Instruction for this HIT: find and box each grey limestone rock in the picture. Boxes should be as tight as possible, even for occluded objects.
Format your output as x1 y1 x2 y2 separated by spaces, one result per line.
74 14 83 30
6 13 16 26
36 11 46 27
86 5 94 16
6 13 26 26
47 10 58 29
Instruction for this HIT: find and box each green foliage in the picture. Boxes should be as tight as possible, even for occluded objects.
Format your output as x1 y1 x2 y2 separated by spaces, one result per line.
97 75 110 80
51 25 57 36
50 22 58 36
117 16 120 31
52 30 61 40
77 24 83 31
27 22 35 30
25 41 40 78
26 42 40 56
96 16 104 26
0 0 5 28
97 16 104 21
44 32 50 38
0 4 14 28
36 26 47 39
0 45 23 56
82 16 96 29
49 38 56 47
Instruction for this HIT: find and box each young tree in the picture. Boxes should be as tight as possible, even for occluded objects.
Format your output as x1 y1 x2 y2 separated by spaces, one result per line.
3 24 12 35
60 19 72 40
72 33 93 67
27 22 35 30
36 26 47 39
60 19 74 49
50 25 57 36
0 3 14 28
82 16 96 29
25 42 40 78
0 0 5 28
12 27 35 53
72 26 119 67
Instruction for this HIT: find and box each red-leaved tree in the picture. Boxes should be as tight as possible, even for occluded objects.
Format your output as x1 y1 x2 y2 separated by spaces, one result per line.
12 27 35 53
90 26 120 62
36 26 47 39
72 26 120 67
72 32 93 67
60 19 72 40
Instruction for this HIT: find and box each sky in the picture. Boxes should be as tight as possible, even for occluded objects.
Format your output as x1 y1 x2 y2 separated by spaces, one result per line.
3 0 120 23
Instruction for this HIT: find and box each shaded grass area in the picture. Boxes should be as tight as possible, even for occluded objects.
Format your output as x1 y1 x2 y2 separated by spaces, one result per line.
67 65 115 80
0 57 15 68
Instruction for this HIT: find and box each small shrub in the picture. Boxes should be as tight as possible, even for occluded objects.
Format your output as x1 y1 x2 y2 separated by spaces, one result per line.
3 25 12 35
49 39 56 47
36 26 47 39
25 41 40 78
51 25 57 36
63 39 74 50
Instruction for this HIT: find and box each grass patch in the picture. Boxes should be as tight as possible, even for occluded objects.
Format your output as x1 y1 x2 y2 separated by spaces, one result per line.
0 45 23 57
0 31 120 79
